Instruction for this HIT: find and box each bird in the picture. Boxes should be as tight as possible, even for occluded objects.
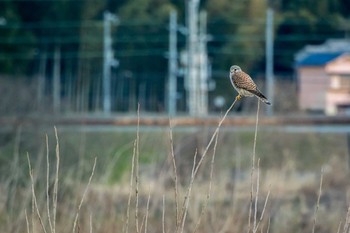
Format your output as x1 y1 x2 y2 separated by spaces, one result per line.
229 65 271 105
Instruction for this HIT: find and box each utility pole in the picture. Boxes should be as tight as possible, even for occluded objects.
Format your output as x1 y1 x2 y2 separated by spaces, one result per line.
53 46 61 113
103 11 119 114
187 0 200 116
168 10 178 116
198 10 208 115
37 52 47 110
265 5 274 115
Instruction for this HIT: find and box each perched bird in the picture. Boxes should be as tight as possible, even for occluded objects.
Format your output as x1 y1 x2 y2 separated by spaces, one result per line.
229 65 271 105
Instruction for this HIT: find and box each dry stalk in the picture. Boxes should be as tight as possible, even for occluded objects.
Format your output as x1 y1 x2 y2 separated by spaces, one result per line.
192 98 237 179
312 167 324 233
31 182 35 233
248 100 260 233
266 217 270 233
27 153 47 233
179 98 238 233
135 103 140 233
342 204 350 232
124 139 136 233
53 126 60 233
337 221 342 233
72 157 97 233
192 132 220 233
25 209 30 233
89 213 93 233
139 213 146 233
162 195 166 233
179 150 198 233
144 188 151 233
168 120 179 228
253 186 271 233
45 134 54 233
253 158 260 232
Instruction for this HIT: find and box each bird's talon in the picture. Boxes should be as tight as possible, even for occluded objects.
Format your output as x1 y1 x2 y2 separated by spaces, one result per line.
235 95 241 101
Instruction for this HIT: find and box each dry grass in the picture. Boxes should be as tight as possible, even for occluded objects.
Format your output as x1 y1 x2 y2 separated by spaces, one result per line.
0 100 349 232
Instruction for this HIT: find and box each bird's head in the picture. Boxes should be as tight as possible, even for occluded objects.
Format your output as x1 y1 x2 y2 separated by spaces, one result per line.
230 65 241 74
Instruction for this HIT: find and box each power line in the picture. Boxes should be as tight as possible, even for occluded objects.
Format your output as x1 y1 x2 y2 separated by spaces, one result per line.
1 21 101 29
0 33 342 45
0 44 341 60
1 0 100 1
0 35 172 44
0 49 168 60
1 18 345 31
0 20 169 29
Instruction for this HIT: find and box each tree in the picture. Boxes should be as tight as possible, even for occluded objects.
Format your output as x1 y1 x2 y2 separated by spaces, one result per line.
0 1 36 74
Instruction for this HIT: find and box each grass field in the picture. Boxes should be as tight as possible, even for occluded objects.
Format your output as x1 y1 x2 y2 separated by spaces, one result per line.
0 121 349 232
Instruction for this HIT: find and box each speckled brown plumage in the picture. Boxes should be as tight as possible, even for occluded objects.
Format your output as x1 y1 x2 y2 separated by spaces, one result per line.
229 65 271 105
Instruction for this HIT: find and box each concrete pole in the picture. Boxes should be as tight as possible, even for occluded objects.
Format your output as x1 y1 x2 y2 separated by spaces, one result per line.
103 11 118 114
37 52 46 110
187 0 200 116
168 10 178 116
53 46 61 113
199 10 208 115
265 7 274 115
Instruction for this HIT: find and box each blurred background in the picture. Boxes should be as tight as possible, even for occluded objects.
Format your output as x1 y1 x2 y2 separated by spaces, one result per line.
1 0 350 232
0 0 349 116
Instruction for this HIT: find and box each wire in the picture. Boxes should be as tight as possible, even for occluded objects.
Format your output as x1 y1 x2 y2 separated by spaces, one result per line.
0 49 168 60
0 32 342 45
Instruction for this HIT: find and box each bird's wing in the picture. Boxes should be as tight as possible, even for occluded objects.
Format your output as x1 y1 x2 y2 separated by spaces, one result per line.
249 88 271 105
249 89 267 99
233 72 257 91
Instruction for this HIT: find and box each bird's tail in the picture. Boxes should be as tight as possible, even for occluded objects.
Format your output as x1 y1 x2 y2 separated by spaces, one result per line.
250 90 271 105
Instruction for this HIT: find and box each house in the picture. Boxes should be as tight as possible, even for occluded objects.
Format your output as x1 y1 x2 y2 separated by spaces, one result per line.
325 54 350 115
295 39 350 114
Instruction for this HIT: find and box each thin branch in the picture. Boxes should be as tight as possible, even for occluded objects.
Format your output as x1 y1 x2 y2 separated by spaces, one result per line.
248 100 260 233
337 221 342 233
162 195 166 233
124 139 136 233
45 134 54 233
27 153 47 233
342 205 350 233
31 180 35 233
193 99 237 179
193 132 220 233
139 214 146 233
179 150 198 233
179 98 238 233
253 159 260 232
135 103 140 233
25 209 30 233
168 120 179 229
53 126 60 233
89 213 93 233
72 157 97 233
254 186 271 233
266 217 270 233
312 167 324 233
144 188 151 233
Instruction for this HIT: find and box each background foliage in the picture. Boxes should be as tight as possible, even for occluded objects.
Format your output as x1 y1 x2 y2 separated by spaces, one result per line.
0 0 349 112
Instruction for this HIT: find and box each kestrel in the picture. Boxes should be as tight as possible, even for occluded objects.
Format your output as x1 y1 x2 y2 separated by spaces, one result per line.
229 65 271 105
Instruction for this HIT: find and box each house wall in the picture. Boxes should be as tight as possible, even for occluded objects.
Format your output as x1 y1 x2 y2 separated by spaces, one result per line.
326 89 350 115
298 66 329 111
326 74 350 115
